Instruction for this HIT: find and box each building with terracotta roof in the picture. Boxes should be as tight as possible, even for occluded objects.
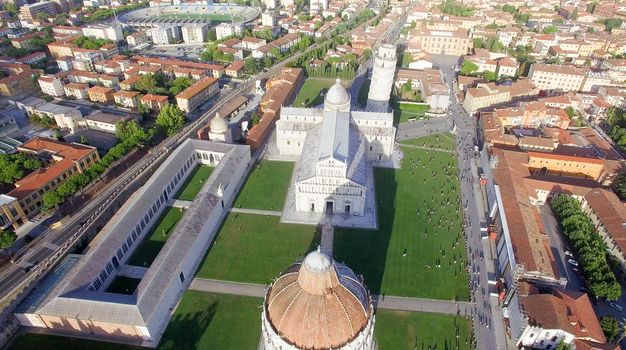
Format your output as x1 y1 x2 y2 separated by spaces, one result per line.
0 69 41 97
518 282 608 349
407 24 472 56
528 64 587 92
38 75 65 97
131 56 225 78
88 86 114 104
113 90 140 108
225 60 245 78
140 94 169 111
463 79 539 113
175 77 219 113
8 137 99 218
262 249 375 350
63 83 89 100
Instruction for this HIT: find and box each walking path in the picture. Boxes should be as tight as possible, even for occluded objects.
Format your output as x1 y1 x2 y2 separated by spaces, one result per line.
399 143 454 154
188 278 475 315
230 208 282 216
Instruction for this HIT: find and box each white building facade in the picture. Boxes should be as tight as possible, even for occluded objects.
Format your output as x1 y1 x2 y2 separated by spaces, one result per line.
181 24 208 44
367 44 397 111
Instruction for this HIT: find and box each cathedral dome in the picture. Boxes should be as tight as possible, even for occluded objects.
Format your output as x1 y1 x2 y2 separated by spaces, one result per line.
324 78 351 112
209 116 228 134
263 248 373 349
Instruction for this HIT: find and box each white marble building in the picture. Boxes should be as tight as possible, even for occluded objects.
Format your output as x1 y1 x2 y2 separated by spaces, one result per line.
276 79 395 216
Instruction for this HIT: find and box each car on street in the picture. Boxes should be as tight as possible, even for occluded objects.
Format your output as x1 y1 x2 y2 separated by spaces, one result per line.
567 259 579 267
564 250 573 257
610 302 623 312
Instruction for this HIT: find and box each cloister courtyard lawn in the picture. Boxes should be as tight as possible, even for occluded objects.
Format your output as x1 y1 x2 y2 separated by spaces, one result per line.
175 165 214 201
293 78 347 108
334 134 469 300
105 276 141 295
375 311 473 350
400 132 456 151
126 206 186 267
233 160 294 211
195 213 320 284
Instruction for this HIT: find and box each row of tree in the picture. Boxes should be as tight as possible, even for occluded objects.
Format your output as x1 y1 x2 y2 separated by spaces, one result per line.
134 73 193 99
72 36 113 50
551 195 622 300
605 108 626 152
0 153 43 184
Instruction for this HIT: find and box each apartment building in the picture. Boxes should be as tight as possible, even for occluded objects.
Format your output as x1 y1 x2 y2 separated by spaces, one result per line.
175 77 219 113
19 1 58 22
38 75 65 97
0 194 28 230
83 24 124 42
215 22 243 40
181 24 208 44
113 90 140 108
64 82 89 99
0 69 40 96
150 25 182 45
140 94 169 111
528 64 586 92
407 24 472 56
463 80 538 113
88 86 114 104
8 137 99 217
126 31 150 48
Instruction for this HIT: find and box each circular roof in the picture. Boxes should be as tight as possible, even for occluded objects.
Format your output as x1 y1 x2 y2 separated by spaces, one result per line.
264 249 371 349
324 78 350 107
210 116 228 134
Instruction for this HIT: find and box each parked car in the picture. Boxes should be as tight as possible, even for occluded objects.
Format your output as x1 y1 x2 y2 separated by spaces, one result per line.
568 259 579 267
564 250 573 257
610 303 623 312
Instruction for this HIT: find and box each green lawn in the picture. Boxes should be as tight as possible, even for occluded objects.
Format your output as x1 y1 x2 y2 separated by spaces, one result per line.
357 79 371 108
8 334 143 350
105 276 141 295
195 213 320 284
334 135 469 300
400 132 456 151
293 78 344 108
126 207 185 267
158 291 262 350
176 165 214 201
375 311 473 350
394 103 430 123
233 161 294 211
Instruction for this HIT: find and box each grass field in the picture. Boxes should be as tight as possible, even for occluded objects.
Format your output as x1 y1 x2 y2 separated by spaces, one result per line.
293 79 343 108
127 207 185 267
176 165 214 201
195 213 320 284
400 132 456 151
233 161 294 211
105 276 141 295
375 311 473 350
394 103 430 123
159 13 242 23
158 291 262 350
334 134 469 300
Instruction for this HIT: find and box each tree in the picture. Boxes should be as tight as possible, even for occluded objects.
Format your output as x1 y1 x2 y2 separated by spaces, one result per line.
565 106 576 118
79 135 89 145
0 155 24 183
137 103 151 118
613 174 626 200
115 120 151 146
543 25 559 34
156 104 186 136
52 129 64 141
600 316 620 342
4 3 18 15
571 7 579 20
168 77 193 96
0 231 16 249
460 61 479 75
501 4 518 15
22 157 42 170
207 28 217 41
483 71 497 82
555 341 573 350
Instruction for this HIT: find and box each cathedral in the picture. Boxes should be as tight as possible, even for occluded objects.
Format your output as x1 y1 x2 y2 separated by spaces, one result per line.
275 45 397 217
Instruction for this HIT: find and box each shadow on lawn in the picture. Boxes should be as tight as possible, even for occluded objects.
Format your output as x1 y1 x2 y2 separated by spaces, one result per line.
158 301 218 350
333 168 397 296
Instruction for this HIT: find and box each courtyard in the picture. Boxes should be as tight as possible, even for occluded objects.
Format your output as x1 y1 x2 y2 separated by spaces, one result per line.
175 165 214 201
233 160 293 211
394 102 430 123
195 213 320 284
126 207 186 267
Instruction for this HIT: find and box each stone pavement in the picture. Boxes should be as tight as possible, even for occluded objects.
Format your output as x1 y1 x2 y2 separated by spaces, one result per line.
230 208 282 217
188 278 475 315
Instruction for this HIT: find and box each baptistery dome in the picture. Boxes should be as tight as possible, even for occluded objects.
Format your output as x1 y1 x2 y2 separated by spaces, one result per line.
209 115 228 134
261 248 376 350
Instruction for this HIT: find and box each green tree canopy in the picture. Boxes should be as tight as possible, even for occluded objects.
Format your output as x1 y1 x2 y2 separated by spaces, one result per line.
460 60 479 75
600 316 620 342
156 104 186 136
0 230 16 249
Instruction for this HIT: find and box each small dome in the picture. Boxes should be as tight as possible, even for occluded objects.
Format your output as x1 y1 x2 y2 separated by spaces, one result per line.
324 78 350 110
210 116 228 134
264 249 372 349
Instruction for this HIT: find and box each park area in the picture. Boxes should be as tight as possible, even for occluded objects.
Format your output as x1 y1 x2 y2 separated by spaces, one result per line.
293 78 348 108
400 132 456 151
195 213 320 284
126 207 185 267
175 165 214 201
334 133 469 300
233 160 293 211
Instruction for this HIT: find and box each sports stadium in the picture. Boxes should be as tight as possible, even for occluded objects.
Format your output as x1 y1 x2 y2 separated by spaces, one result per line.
118 4 260 29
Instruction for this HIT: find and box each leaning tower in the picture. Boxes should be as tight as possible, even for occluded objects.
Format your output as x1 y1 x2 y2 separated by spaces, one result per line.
367 44 397 112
